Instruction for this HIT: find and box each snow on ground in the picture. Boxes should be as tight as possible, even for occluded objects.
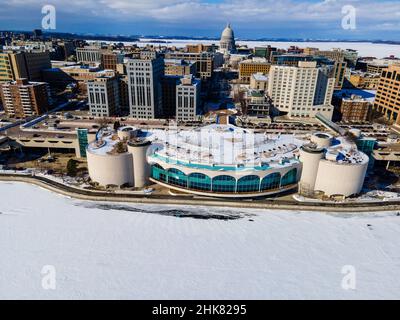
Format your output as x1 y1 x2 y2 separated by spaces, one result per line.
1 181 400 300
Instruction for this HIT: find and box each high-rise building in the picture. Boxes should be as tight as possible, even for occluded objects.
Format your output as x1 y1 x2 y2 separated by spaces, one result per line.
374 64 400 126
127 57 164 119
343 49 359 68
140 51 158 60
0 78 51 118
119 75 130 115
186 44 216 54
332 61 347 89
42 65 115 96
272 54 314 66
164 59 196 77
101 51 124 72
304 48 345 63
366 59 400 74
340 95 371 122
76 46 102 64
238 58 271 84
87 75 120 117
254 46 277 61
162 75 180 119
176 75 201 122
24 51 52 81
349 72 380 90
302 48 348 89
268 61 335 119
0 51 51 82
50 41 75 61
165 52 218 80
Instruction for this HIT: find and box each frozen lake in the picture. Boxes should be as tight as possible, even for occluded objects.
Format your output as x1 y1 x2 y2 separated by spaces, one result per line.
1 182 400 300
130 39 400 58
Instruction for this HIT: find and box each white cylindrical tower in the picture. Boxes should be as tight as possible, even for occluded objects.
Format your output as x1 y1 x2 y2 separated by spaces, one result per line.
127 140 152 188
310 132 333 149
314 157 369 197
299 144 325 194
117 126 137 141
87 145 134 187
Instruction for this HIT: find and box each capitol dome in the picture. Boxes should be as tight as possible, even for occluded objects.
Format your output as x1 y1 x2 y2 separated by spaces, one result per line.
220 23 236 54
221 24 234 40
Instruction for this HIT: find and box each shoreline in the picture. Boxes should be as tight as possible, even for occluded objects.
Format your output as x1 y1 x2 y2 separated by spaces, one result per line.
1 173 399 213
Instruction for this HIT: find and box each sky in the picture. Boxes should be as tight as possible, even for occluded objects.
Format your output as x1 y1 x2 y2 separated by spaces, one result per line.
0 0 400 40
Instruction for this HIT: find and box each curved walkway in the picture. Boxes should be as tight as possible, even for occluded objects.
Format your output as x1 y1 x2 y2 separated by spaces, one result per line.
0 173 399 213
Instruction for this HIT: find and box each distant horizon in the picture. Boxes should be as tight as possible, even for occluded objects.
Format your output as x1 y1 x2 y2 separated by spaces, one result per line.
3 28 400 45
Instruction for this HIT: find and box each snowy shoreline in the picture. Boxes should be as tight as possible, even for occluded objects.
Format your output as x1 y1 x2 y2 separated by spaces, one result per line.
0 173 399 213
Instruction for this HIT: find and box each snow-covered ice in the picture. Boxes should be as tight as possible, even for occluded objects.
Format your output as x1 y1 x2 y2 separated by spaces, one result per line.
132 39 400 58
1 182 400 300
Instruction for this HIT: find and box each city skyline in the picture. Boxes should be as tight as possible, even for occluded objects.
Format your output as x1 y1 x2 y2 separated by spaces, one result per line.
1 0 400 40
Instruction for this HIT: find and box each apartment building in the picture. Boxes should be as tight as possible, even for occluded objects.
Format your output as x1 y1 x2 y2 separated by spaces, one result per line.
126 57 164 119
268 61 335 119
340 95 371 122
0 78 51 118
374 64 400 126
0 51 51 82
176 75 201 122
87 75 120 117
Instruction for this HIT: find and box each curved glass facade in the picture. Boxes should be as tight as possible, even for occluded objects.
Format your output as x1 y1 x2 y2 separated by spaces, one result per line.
152 164 167 182
188 173 212 191
237 175 260 193
281 168 298 187
150 164 298 195
167 168 188 188
212 175 236 193
261 173 281 191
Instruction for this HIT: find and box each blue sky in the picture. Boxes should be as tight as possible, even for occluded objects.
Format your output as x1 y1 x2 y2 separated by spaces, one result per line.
1 0 400 40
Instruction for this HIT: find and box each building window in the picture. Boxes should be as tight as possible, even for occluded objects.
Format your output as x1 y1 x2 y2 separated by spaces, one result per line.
281 168 297 187
151 164 167 182
237 175 260 193
188 173 211 191
261 172 281 191
167 168 188 188
212 175 236 193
